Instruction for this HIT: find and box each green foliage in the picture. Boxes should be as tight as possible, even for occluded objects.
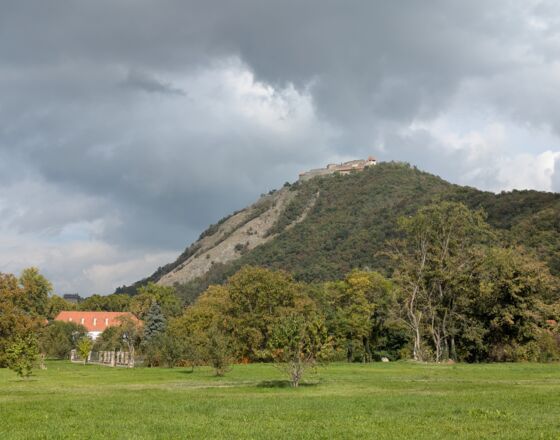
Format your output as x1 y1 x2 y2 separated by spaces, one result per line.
39 321 87 359
131 282 182 320
143 302 166 342
158 330 187 368
0 272 43 367
390 201 492 361
142 302 167 367
203 326 234 376
173 266 404 368
0 268 52 321
225 266 314 360
509 205 560 275
46 295 76 319
6 334 39 378
459 247 559 362
18 267 52 317
78 293 131 312
317 270 399 362
388 201 560 362
268 313 331 387
265 185 317 236
77 337 93 364
92 326 120 351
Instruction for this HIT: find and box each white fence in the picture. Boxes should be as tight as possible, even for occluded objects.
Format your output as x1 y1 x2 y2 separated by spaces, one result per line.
70 349 134 367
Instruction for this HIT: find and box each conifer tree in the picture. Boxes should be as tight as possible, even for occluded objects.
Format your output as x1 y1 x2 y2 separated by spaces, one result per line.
142 302 167 366
143 302 166 342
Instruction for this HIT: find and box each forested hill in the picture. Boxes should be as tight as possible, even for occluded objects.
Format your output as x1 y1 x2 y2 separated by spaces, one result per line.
118 162 560 300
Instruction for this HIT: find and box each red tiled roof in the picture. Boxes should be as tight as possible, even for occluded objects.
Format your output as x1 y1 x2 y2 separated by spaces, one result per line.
54 311 139 332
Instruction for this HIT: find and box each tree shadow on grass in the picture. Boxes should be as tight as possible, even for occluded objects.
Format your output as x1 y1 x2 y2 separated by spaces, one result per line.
9 377 39 382
256 380 320 388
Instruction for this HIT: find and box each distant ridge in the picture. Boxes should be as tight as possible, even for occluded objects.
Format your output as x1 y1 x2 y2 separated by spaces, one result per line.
118 161 560 300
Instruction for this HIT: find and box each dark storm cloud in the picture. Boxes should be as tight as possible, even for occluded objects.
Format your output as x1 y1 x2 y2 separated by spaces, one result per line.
0 0 559 293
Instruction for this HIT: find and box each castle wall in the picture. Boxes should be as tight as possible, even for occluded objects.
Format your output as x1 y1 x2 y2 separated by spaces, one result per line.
299 158 376 181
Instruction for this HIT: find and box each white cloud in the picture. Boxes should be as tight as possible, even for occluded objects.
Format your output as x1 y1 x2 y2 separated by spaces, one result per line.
493 150 560 192
406 116 560 192
0 58 334 294
0 231 177 295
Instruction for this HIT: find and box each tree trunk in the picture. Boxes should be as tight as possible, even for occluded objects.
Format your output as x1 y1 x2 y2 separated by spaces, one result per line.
363 336 372 363
413 322 422 361
40 353 47 370
128 345 135 368
450 336 457 361
346 340 353 363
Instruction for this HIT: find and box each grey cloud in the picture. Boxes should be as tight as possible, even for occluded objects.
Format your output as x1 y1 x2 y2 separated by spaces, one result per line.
1 0 560 293
122 70 186 96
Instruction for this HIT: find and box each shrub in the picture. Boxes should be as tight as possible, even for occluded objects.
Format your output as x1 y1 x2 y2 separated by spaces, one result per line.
268 314 331 387
77 337 93 365
6 335 39 379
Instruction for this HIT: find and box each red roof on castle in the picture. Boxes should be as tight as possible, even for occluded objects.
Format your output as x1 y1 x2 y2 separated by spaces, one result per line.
54 311 139 333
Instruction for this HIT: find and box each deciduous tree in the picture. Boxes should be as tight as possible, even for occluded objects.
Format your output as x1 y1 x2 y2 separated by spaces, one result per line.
130 283 182 320
268 313 331 387
389 202 490 361
18 267 52 317
39 321 87 359
6 334 39 379
77 337 93 365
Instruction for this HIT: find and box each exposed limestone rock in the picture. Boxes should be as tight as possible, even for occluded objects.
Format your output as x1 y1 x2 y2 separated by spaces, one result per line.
157 187 314 286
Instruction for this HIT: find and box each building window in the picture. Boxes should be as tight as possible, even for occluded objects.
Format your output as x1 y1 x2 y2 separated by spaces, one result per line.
81 318 85 324
68 317 72 322
105 318 109 326
93 318 97 326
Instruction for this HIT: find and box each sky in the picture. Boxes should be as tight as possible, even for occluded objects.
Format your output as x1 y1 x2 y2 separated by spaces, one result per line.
1 0 560 295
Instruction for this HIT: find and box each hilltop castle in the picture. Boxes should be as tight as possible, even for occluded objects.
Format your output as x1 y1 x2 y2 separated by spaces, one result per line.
299 156 377 181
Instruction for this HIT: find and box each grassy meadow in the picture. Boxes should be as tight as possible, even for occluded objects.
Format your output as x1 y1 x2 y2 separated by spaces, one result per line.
1 361 559 439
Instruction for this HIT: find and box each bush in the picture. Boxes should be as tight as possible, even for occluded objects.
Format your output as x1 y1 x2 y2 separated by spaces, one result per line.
6 335 39 379
204 326 233 376
268 314 331 387
39 321 87 359
77 337 93 365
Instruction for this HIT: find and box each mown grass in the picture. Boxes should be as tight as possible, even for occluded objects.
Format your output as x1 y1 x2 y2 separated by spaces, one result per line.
1 361 559 439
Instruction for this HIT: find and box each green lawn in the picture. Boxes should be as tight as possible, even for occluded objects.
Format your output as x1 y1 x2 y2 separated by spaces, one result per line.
1 361 559 439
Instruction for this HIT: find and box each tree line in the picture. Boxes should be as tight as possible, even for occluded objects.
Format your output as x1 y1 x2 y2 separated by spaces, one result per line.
1 202 559 383
91 202 560 385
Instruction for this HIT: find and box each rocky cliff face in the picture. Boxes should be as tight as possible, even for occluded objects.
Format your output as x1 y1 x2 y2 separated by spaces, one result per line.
156 186 314 286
